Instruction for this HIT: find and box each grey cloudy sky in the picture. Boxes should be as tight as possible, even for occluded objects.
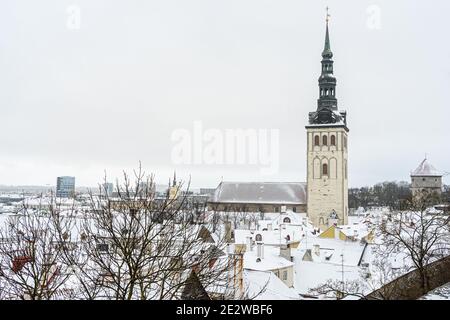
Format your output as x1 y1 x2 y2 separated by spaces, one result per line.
0 0 449 188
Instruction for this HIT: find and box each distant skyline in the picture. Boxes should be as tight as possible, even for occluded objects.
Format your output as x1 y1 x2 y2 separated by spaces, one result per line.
0 0 449 188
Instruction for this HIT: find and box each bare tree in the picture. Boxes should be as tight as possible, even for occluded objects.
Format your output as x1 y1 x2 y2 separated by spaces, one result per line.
55 167 231 300
377 191 450 295
0 198 75 300
309 253 408 300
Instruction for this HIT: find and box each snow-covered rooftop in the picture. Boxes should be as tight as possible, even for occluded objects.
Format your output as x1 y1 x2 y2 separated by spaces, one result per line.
411 158 441 177
244 245 294 272
209 182 307 205
244 270 299 300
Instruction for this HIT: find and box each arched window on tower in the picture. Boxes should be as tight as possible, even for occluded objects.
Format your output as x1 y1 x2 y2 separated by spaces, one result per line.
322 135 328 146
314 135 320 146
322 163 328 177
330 135 336 146
255 234 262 242
325 89 328 96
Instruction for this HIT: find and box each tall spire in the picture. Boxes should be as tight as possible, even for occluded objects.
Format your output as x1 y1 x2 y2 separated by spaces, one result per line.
317 7 337 112
307 7 347 128
322 7 332 58
173 170 177 187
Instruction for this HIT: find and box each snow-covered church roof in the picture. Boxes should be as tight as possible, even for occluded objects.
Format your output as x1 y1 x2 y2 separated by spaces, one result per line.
411 158 441 177
209 182 307 205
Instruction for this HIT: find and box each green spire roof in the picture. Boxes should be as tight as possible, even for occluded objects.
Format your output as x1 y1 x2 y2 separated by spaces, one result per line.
322 17 333 58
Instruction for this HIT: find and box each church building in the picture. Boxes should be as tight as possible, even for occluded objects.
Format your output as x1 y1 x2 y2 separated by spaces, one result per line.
305 14 349 229
208 14 350 230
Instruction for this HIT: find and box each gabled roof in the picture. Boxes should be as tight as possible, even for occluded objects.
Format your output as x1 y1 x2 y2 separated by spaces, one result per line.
209 182 307 205
411 158 441 177
244 270 299 300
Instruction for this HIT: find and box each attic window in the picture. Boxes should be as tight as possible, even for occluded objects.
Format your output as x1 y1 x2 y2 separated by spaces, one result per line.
283 217 291 223
255 234 262 242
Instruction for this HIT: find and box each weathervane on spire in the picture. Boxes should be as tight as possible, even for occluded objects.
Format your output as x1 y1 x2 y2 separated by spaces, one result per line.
326 6 330 24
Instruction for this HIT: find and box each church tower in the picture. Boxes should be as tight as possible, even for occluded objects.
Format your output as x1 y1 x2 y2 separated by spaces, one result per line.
306 12 349 230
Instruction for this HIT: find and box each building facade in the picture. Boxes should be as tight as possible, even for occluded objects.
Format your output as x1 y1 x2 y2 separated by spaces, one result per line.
411 158 442 199
56 176 75 198
306 17 349 230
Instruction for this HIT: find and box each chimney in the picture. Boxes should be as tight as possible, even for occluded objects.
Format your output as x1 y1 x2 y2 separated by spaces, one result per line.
246 236 253 252
256 242 264 260
313 244 320 256
228 246 245 299
334 227 340 240
225 221 233 243
267 223 272 231
280 244 291 261
281 205 287 214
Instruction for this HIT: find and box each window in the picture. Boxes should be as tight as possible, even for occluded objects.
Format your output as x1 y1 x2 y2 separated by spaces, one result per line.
322 135 328 146
274 206 279 212
255 234 262 242
282 270 288 281
314 135 320 146
344 136 347 149
322 163 328 176
283 217 291 223
293 207 297 213
330 135 336 146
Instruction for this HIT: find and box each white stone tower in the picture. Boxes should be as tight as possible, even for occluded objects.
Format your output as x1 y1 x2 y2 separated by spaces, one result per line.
306 12 349 230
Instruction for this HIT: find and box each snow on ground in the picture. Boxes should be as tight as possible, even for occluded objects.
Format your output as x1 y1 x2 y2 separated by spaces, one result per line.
419 282 450 300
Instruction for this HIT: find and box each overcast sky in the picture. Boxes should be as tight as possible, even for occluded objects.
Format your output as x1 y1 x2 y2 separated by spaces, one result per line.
0 0 449 188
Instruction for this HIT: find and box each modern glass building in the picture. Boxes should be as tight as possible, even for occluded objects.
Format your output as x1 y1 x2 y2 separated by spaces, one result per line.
56 176 76 198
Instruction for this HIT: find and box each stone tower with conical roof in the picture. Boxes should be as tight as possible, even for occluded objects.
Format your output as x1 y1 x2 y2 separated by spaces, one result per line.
306 11 349 230
410 157 442 199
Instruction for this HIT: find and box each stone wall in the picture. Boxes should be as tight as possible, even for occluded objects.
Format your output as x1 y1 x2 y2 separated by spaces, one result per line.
366 255 450 300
